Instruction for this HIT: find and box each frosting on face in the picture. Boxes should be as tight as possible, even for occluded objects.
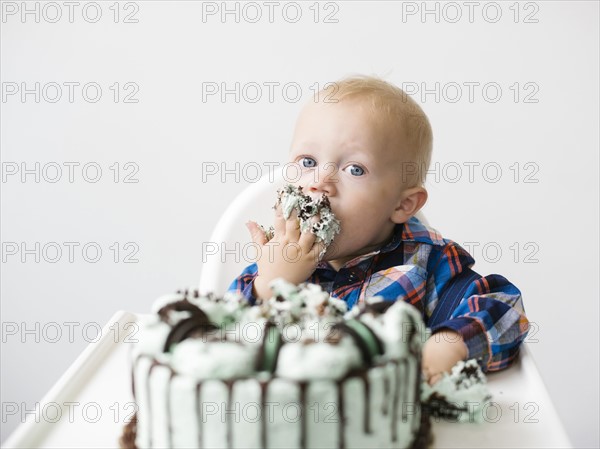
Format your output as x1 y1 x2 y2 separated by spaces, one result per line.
261 184 341 260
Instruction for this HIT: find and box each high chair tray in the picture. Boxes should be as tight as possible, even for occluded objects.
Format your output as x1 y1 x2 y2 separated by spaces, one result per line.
3 311 571 448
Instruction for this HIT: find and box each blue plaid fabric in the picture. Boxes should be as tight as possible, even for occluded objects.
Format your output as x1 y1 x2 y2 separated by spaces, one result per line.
227 216 529 373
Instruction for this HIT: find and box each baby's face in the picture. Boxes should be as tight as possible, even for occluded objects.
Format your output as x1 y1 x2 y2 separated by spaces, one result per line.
288 99 409 267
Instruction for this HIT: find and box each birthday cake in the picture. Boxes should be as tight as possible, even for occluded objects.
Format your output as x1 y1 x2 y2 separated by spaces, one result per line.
120 279 432 448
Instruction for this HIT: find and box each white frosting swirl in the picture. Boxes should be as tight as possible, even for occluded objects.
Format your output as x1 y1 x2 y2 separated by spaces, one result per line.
275 336 362 380
170 339 257 380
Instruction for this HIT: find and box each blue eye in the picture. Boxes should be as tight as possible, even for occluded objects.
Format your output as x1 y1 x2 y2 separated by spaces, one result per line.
299 157 317 168
346 164 365 176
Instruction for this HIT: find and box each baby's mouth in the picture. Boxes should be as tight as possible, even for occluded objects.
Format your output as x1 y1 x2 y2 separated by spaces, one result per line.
275 184 341 260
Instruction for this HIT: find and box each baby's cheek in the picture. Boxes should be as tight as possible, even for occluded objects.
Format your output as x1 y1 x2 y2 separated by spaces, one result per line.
352 192 379 212
294 171 314 188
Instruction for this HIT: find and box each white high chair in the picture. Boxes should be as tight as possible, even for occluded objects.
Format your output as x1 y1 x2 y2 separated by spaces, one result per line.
3 171 572 449
198 168 429 296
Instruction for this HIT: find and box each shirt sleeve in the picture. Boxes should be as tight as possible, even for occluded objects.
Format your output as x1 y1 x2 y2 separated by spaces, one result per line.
226 263 259 305
426 241 530 373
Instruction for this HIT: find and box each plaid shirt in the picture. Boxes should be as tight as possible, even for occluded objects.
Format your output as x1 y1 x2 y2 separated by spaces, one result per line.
227 216 529 373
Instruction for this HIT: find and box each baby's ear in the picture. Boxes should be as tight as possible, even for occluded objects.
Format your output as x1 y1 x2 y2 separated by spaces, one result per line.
391 187 428 223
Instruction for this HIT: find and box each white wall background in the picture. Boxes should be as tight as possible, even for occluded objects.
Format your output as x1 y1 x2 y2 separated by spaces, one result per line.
1 1 598 446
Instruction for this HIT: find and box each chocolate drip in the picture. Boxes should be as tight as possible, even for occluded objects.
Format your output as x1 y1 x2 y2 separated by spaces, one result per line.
408 402 433 449
330 321 383 366
119 413 138 449
382 372 390 415
166 370 176 448
146 360 160 448
412 353 423 434
299 382 308 449
131 354 144 401
131 368 136 402
359 372 371 434
195 383 203 449
259 380 270 449
336 381 345 449
225 380 235 449
405 344 421 437
391 361 400 442
400 359 409 421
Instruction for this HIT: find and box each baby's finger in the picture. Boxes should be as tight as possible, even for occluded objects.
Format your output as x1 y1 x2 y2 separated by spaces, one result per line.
298 226 317 253
285 208 301 240
312 239 326 262
273 202 286 238
427 372 443 386
246 221 267 246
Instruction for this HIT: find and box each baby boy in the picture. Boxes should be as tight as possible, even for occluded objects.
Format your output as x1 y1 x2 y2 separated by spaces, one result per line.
228 76 529 385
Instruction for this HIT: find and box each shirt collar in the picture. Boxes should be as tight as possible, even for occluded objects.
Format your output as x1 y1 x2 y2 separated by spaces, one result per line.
401 215 446 246
317 215 445 270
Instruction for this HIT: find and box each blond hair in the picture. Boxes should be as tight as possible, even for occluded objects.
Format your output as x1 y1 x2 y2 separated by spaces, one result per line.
318 75 433 188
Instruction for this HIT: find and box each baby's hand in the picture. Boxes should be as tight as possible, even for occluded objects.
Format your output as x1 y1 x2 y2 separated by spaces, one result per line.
246 204 324 300
421 329 468 385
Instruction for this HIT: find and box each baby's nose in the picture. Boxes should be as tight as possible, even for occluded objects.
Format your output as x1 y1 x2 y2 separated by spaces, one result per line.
308 185 331 196
307 174 337 197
